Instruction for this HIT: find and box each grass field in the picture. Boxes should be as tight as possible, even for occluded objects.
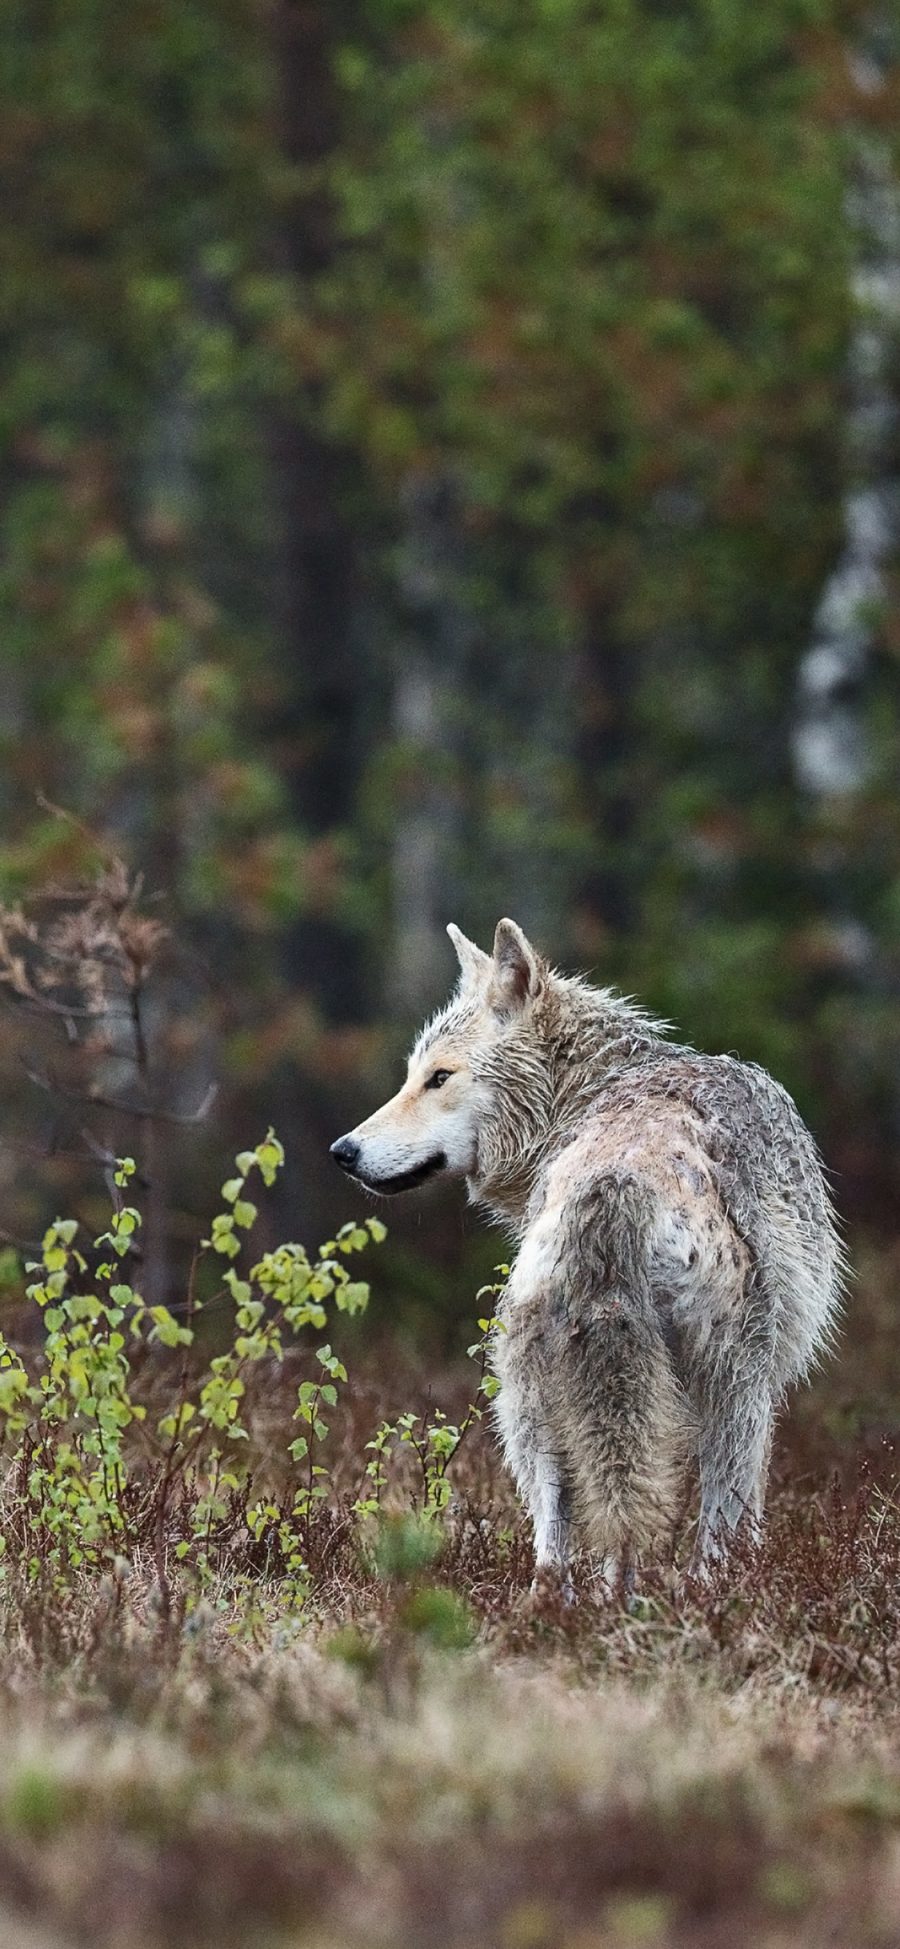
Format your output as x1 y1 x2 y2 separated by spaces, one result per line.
1 1202 899 1949
4 1388 900 1949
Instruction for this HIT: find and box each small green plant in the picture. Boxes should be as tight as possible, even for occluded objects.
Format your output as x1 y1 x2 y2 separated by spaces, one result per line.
353 1273 505 1524
0 1136 491 1615
0 1133 388 1597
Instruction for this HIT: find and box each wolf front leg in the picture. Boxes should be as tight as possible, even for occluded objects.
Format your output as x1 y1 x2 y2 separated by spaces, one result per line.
531 1454 575 1601
493 1380 574 1600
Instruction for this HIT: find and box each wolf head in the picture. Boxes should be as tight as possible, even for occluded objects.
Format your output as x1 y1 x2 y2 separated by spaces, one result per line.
330 919 554 1207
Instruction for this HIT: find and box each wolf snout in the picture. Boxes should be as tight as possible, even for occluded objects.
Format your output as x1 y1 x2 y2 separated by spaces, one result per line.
330 1134 361 1174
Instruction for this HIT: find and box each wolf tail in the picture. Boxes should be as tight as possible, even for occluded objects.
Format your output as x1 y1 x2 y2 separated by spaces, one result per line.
551 1172 690 1560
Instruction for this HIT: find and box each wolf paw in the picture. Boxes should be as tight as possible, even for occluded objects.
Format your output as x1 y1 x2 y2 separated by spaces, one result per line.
525 1567 577 1613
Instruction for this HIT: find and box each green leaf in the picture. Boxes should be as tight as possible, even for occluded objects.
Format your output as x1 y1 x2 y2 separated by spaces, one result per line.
149 1306 193 1348
337 1281 369 1316
223 1270 252 1306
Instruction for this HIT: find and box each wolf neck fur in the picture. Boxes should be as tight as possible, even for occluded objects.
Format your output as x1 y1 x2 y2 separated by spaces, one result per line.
471 973 668 1229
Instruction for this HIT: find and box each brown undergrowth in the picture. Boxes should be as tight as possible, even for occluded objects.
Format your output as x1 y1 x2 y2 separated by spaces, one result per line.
0 1427 900 1949
0 1117 897 1946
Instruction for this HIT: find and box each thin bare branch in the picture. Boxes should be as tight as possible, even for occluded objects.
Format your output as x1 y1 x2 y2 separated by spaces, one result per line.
19 1062 218 1127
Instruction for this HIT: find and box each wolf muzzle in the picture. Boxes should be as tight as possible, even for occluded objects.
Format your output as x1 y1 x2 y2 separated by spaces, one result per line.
329 1136 447 1194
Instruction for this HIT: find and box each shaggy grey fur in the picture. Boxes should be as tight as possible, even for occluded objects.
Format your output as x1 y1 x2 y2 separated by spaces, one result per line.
417 921 844 1581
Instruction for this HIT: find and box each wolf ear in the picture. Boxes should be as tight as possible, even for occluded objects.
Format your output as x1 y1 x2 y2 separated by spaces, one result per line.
490 918 541 1014
447 922 491 987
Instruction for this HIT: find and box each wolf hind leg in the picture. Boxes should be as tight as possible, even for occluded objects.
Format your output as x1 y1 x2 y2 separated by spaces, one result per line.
556 1173 690 1563
696 1408 773 1566
694 1272 777 1567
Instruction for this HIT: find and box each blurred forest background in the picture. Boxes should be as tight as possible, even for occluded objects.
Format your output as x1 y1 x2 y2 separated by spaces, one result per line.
0 0 899 1346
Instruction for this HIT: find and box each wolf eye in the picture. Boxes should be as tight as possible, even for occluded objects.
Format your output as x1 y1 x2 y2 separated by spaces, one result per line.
424 1068 453 1091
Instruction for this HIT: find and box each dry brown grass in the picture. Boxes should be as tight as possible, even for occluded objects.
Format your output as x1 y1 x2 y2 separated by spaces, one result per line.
0 1402 899 1949
0 1232 895 1948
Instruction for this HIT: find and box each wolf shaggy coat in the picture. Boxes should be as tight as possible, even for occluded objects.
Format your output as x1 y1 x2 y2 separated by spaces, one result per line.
332 920 843 1583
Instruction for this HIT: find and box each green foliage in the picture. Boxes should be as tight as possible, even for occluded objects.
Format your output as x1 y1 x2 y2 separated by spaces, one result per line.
353 1294 502 1521
317 0 900 1188
0 1133 369 1588
399 1583 477 1649
0 0 897 1332
0 1135 493 1608
370 1511 443 1583
0 2 299 918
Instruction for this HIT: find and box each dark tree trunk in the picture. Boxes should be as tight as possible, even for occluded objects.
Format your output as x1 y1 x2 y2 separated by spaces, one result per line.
270 0 368 1025
576 592 639 944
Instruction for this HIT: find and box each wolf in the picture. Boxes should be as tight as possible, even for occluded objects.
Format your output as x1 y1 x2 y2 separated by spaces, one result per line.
331 919 843 1587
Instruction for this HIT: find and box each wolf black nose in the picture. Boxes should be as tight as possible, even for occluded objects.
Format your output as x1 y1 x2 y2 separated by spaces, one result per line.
330 1135 360 1174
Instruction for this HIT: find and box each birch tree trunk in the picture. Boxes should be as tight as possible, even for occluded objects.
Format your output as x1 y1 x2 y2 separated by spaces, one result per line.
794 20 900 797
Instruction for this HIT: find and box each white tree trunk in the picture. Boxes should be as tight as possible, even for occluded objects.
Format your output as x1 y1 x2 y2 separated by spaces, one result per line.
794 25 900 796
